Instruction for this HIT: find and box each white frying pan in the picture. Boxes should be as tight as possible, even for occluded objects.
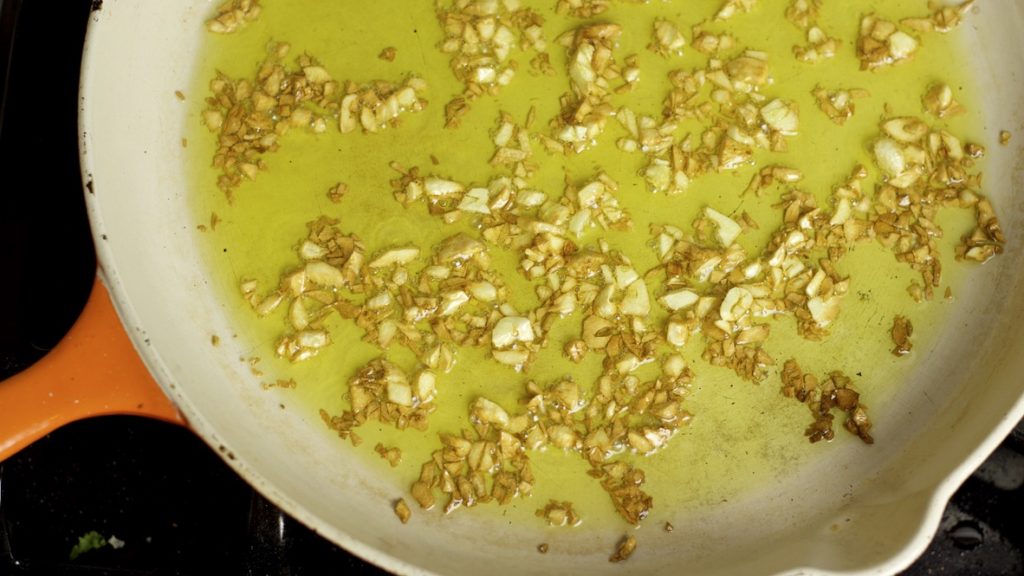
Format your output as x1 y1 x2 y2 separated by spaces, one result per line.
2 1 1023 574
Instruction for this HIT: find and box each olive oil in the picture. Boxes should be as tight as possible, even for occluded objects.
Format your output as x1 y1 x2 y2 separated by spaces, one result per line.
187 0 983 529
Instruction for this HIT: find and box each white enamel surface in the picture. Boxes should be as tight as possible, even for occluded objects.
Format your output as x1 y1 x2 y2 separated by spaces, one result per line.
80 2 1024 575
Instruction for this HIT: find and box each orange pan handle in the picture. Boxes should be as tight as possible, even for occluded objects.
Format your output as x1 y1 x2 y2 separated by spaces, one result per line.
0 277 186 462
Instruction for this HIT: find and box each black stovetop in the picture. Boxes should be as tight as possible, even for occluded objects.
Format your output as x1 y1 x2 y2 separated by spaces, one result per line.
0 1 1020 574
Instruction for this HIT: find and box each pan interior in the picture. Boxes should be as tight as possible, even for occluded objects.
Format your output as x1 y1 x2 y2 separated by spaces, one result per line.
80 1 1024 574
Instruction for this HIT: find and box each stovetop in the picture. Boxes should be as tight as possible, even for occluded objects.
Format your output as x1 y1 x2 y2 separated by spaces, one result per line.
0 1 1020 574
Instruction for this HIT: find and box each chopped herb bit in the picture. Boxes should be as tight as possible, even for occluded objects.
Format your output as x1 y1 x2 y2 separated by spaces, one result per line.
69 531 107 560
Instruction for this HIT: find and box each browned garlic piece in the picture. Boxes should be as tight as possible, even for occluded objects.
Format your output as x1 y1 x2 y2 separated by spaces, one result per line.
206 0 261 33
609 535 637 563
275 330 331 363
691 26 735 56
490 111 535 176
873 117 931 188
376 443 403 467
857 15 919 70
642 152 690 195
393 499 412 523
793 26 839 63
338 77 429 134
716 0 757 21
891 315 914 356
901 0 975 34
536 500 582 527
490 315 538 368
922 83 965 119
705 207 743 247
723 50 770 90
551 23 624 153
556 0 610 17
957 197 1004 263
781 360 873 444
567 175 633 237
649 19 687 57
812 86 870 125
760 99 800 136
784 0 820 29
744 164 803 196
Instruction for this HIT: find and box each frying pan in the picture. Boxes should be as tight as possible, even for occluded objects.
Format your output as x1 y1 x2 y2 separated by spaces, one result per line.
2 1 1024 574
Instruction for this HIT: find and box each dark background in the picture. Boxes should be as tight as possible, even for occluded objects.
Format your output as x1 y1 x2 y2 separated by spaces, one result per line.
0 0 1019 574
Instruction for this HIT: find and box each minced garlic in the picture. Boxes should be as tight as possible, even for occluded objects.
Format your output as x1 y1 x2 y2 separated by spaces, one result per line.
536 500 582 527
206 0 260 34
649 19 686 58
784 0 820 29
793 26 839 63
609 535 637 563
781 360 873 444
716 0 757 21
394 499 412 524
203 43 428 197
437 0 546 127
212 0 1006 555
891 316 914 357
922 83 965 118
813 86 870 125
857 15 919 70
